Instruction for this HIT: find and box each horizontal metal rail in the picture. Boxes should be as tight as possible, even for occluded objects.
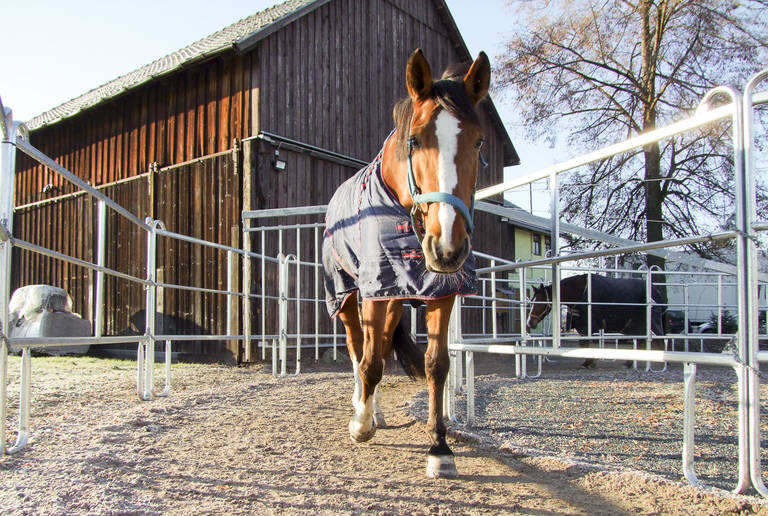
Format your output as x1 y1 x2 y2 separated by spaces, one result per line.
449 342 738 367
475 230 738 275
12 237 150 285
245 222 325 232
242 205 328 219
155 227 247 255
15 138 152 232
8 335 151 348
475 101 736 200
155 281 244 297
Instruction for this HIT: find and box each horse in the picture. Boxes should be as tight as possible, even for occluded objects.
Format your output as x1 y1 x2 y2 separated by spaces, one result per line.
526 274 667 368
321 49 490 478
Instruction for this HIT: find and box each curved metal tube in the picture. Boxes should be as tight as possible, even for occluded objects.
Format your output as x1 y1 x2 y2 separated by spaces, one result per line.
743 68 768 498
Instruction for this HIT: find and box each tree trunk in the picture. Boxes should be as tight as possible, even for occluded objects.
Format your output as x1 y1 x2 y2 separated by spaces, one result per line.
641 0 667 294
644 142 667 291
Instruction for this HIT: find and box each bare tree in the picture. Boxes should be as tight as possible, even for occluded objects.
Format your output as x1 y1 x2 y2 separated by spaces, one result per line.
496 0 768 268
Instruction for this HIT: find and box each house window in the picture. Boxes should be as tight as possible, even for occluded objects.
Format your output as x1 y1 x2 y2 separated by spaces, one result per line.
545 236 552 255
533 234 541 255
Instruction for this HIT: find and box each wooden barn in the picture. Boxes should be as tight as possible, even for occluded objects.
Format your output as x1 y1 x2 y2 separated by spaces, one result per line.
12 0 519 363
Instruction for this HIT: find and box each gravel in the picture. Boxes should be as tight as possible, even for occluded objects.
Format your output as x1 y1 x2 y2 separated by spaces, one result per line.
0 353 766 514
439 354 763 492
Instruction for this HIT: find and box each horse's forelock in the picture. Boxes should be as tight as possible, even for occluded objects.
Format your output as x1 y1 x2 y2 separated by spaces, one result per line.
392 72 481 161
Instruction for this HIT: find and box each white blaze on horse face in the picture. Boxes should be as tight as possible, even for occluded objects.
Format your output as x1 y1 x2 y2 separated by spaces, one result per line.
434 110 461 248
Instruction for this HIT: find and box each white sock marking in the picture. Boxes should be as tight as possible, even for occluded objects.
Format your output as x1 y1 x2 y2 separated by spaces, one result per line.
351 359 362 408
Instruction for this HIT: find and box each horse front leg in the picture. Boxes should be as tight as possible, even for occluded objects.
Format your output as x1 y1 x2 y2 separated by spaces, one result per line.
424 296 458 478
347 299 387 443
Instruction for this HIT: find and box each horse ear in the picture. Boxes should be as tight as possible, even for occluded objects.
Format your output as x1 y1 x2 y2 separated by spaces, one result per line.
463 52 490 105
406 49 433 101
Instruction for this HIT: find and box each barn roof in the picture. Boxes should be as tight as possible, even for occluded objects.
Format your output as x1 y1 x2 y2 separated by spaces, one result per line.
25 0 519 165
26 0 320 130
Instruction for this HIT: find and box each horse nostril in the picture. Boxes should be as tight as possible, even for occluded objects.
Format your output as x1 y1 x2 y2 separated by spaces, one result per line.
429 236 440 260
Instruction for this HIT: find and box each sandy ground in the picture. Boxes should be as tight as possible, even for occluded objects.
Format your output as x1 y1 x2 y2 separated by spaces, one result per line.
0 353 766 515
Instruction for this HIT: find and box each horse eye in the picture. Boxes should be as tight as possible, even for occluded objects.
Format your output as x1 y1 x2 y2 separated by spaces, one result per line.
408 136 421 149
474 138 485 150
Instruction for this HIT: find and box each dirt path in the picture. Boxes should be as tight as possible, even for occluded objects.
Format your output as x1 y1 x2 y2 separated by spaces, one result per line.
0 355 765 514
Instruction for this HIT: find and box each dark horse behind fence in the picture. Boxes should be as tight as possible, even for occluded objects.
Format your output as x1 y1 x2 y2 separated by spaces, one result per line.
321 49 490 478
527 274 668 368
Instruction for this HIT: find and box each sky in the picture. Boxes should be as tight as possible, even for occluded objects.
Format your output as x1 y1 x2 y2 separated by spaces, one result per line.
0 0 556 210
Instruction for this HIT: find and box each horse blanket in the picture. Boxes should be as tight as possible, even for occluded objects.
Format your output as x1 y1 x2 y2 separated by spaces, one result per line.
322 152 477 318
563 274 667 336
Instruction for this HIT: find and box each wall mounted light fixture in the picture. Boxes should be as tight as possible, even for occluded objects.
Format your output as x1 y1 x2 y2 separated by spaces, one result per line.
272 148 286 172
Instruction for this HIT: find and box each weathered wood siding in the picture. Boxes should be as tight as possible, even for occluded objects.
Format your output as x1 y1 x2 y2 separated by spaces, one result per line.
14 54 253 206
254 0 507 178
12 151 242 362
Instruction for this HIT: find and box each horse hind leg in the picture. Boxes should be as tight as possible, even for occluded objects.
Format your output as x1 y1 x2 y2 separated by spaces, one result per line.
370 300 404 429
372 381 386 428
338 293 376 442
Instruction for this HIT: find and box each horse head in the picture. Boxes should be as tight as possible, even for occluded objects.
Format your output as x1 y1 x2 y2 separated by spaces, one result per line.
526 283 552 331
385 49 490 274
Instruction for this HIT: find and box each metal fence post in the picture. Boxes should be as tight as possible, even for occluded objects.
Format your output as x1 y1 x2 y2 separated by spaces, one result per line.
295 229 302 375
491 260 497 339
278 254 289 377
682 362 700 486
0 102 20 456
700 86 751 494
314 226 320 360
227 250 236 355
743 69 768 497
449 298 462 395
260 230 266 360
242 223 252 363
550 171 561 348
94 200 106 337
141 218 162 401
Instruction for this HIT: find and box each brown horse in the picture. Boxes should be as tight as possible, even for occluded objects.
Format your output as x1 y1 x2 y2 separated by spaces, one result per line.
322 49 490 478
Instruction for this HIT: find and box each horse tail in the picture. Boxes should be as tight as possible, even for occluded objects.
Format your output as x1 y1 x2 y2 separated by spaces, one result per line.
392 319 426 379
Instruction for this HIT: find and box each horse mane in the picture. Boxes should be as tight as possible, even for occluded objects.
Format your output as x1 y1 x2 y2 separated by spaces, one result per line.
391 61 481 161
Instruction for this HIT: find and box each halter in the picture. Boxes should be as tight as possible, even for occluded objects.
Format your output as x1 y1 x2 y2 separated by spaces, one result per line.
406 136 478 241
528 286 552 328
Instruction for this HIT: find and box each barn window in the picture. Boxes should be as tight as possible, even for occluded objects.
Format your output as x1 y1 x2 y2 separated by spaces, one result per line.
533 234 541 255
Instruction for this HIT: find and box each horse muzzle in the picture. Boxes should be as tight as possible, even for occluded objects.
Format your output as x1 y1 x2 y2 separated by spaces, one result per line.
423 235 469 274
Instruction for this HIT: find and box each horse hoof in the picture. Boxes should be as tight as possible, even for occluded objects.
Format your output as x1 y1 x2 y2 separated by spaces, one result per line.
349 419 376 443
373 410 387 428
426 454 458 479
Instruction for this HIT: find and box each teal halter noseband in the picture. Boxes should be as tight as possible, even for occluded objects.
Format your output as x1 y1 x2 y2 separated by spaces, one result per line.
406 136 481 241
